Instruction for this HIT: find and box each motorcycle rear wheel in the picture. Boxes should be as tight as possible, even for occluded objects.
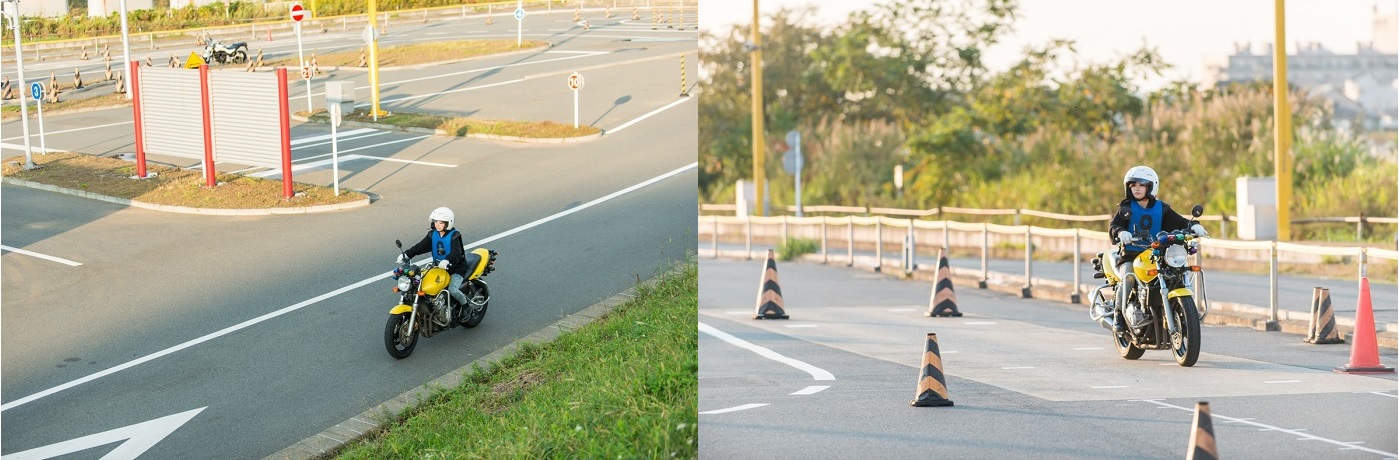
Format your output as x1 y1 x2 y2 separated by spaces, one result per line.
1108 291 1144 360
384 313 417 359
462 292 488 328
1170 296 1201 367
233 50 248 64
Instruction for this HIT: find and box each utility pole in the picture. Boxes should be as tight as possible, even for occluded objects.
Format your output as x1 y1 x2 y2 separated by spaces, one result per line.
750 0 765 216
1273 0 1293 240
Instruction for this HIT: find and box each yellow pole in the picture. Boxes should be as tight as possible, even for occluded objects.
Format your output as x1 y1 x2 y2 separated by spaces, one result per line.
368 0 385 119
750 0 765 216
1273 0 1292 240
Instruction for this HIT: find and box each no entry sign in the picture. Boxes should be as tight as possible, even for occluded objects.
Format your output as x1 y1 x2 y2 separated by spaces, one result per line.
290 3 305 22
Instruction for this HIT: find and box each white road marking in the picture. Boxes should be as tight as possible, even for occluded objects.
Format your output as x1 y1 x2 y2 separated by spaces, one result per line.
353 78 524 107
0 162 698 412
1264 380 1302 384
785 325 817 328
243 135 436 176
0 407 205 460
1138 399 1398 457
700 404 767 415
0 245 82 266
1370 391 1398 398
248 153 455 178
606 96 692 134
1 121 133 141
791 386 830 396
699 322 835 381
0 143 66 154
291 128 379 146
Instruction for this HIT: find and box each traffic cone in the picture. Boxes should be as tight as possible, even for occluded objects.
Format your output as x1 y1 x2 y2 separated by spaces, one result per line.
72 67 82 89
910 333 954 407
1186 401 1217 460
1305 287 1344 344
925 249 963 317
1334 277 1395 373
754 249 790 319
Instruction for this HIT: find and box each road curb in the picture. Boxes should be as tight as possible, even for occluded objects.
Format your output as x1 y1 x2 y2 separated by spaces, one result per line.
262 264 680 460
705 250 1398 350
1 177 370 215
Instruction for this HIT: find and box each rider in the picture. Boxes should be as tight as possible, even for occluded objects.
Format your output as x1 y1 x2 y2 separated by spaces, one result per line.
399 207 469 308
1103 166 1208 327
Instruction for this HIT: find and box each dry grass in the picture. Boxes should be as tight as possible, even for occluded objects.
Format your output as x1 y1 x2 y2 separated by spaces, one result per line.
2 152 367 209
301 108 602 138
266 39 549 68
1 92 132 121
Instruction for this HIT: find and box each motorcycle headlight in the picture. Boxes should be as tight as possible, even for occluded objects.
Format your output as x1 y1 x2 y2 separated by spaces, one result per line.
397 278 412 292
1165 245 1188 268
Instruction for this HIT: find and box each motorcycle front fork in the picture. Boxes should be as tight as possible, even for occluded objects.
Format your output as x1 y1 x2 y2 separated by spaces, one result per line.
1139 278 1182 336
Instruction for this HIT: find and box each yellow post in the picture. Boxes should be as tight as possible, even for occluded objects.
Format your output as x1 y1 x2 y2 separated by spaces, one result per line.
750 0 765 216
368 0 385 119
1273 0 1292 240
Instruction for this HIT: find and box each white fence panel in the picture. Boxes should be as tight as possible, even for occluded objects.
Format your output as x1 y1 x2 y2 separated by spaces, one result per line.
210 72 284 169
139 67 205 162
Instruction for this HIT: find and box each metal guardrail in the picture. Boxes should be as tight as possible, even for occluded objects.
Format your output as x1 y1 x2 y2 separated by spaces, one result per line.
700 212 1399 325
699 204 1398 240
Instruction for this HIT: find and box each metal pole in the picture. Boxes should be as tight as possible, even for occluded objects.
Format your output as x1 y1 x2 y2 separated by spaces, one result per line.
368 0 383 119
875 219 883 272
1269 242 1279 322
1072 228 1082 303
847 217 854 266
711 216 718 259
5 2 34 170
908 219 916 270
331 105 340 195
744 215 753 260
750 0 765 216
120 0 132 98
1023 226 1033 298
296 22 310 113
1273 0 1293 240
980 222 989 288
820 216 828 264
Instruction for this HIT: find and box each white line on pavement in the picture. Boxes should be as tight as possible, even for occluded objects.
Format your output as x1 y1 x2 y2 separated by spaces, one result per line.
606 96 691 134
700 404 768 415
698 322 835 381
353 79 524 108
0 162 698 412
0 245 82 266
791 386 830 396
1 121 133 141
0 143 66 154
1138 399 1397 457
291 128 379 146
1370 391 1398 398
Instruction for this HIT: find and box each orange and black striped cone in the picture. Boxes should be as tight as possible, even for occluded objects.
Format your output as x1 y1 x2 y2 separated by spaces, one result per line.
1305 287 1344 344
925 249 962 317
910 333 953 407
1186 401 1218 460
754 249 789 319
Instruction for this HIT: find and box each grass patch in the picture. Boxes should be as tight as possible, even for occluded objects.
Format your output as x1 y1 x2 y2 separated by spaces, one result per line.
333 259 699 459
2 151 367 208
301 108 602 139
266 39 549 68
776 238 819 261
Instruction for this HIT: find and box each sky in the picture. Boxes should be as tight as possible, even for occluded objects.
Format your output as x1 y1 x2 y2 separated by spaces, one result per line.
699 0 1396 93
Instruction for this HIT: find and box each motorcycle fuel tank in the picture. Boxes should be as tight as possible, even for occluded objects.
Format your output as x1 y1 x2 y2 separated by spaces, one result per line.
420 267 451 295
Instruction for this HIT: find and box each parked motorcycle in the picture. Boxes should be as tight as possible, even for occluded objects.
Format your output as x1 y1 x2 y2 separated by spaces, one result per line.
385 239 497 359
1089 205 1208 367
203 40 249 65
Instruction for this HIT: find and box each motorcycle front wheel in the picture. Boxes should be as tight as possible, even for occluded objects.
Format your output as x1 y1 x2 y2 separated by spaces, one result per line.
1170 296 1202 367
233 50 248 64
384 313 417 359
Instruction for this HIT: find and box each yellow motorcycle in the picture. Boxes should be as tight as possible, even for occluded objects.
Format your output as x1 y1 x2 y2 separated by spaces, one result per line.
1089 205 1207 367
385 239 497 359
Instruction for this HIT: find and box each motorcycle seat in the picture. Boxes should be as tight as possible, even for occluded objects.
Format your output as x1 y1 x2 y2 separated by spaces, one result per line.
1104 251 1124 280
462 252 482 278
228 42 247 49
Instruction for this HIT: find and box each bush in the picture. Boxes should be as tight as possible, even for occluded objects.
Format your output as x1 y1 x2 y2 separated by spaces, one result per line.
776 238 819 261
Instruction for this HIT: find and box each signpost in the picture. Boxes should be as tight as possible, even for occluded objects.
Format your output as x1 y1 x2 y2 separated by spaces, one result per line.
291 3 311 113
329 103 341 196
31 82 47 157
514 1 525 47
567 72 583 128
5 0 36 169
783 130 802 217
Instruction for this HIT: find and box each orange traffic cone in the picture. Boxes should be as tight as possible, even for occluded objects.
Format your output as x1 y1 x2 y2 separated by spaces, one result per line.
754 249 789 319
1186 401 1217 460
911 333 953 407
926 248 963 317
1304 287 1344 344
1334 277 1394 374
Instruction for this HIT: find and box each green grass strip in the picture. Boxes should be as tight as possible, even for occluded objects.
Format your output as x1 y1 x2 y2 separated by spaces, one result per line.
334 259 698 459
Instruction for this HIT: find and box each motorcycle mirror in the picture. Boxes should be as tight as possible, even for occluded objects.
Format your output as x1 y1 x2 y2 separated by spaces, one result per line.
1191 205 1204 218
395 239 402 249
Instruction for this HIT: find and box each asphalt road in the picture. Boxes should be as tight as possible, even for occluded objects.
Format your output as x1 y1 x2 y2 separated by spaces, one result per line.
2 11 696 459
699 257 1398 459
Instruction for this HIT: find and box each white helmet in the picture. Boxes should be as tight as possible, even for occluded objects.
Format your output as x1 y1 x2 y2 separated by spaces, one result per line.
429 207 455 229
1123 165 1159 199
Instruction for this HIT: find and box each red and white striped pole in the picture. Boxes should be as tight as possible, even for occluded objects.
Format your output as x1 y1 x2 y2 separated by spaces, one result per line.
128 60 148 178
277 67 293 199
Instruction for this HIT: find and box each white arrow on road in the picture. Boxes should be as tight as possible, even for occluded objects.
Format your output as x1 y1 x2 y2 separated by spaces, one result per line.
2 407 206 460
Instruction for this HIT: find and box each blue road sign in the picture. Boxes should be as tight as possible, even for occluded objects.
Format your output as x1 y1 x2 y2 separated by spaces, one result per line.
514 8 525 20
30 82 42 100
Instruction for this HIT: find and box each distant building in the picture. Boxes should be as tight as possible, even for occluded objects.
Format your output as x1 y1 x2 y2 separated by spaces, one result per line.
1208 5 1398 132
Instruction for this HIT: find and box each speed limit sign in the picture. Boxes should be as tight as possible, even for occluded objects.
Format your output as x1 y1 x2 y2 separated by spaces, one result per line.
566 72 584 91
